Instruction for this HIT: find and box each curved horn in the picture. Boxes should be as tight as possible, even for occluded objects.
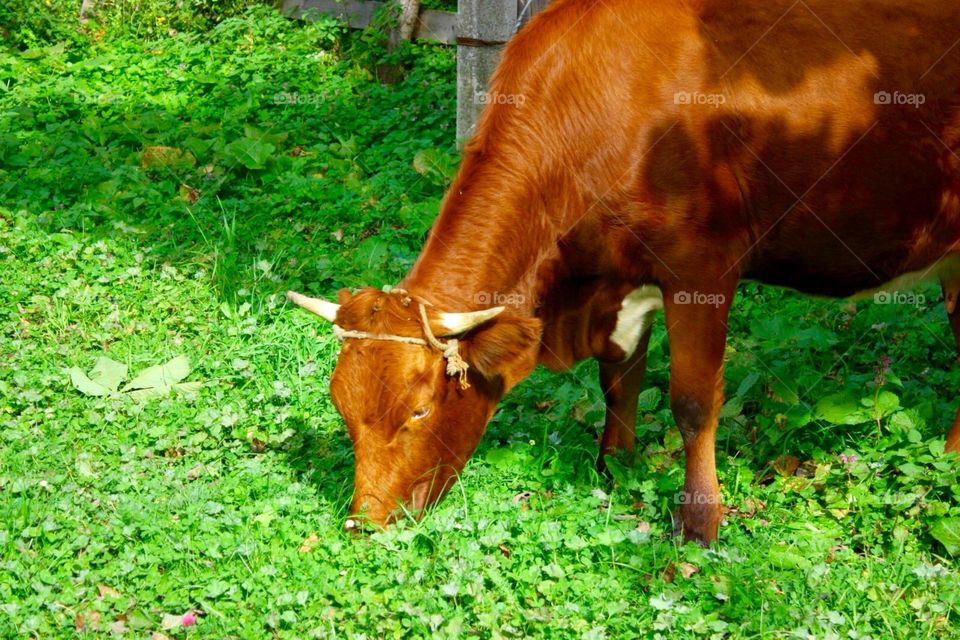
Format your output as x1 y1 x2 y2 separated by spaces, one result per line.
287 291 340 323
437 306 505 336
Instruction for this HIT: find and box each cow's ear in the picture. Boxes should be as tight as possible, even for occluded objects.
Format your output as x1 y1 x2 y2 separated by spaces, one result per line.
460 315 542 392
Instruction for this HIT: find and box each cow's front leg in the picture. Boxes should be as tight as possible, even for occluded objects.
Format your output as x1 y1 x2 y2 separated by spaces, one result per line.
597 327 653 472
945 280 960 453
663 284 734 545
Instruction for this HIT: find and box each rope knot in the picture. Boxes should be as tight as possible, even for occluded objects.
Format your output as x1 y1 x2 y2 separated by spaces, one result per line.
441 339 471 389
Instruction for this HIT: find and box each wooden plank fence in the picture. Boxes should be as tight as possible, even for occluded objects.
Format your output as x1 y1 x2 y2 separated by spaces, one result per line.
282 0 550 141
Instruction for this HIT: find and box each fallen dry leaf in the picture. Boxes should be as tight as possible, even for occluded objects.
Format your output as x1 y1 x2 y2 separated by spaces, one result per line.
76 610 102 631
679 562 700 578
299 532 319 554
512 491 534 504
662 562 676 583
772 454 800 477
139 146 195 170
98 584 121 599
160 614 181 630
178 184 200 204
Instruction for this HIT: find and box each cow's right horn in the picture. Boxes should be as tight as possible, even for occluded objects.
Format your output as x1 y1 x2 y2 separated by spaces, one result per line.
287 291 340 323
437 306 505 335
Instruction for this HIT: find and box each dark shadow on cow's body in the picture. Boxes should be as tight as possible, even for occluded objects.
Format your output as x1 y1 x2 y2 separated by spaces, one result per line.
289 0 960 543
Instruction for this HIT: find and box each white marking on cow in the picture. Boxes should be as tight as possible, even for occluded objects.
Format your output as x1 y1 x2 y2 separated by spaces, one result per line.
852 253 960 302
610 286 664 359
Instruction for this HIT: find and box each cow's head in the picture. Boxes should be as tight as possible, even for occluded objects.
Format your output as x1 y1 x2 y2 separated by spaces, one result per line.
288 288 542 527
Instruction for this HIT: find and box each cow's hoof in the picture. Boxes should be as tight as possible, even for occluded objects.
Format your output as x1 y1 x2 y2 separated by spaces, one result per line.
672 512 717 547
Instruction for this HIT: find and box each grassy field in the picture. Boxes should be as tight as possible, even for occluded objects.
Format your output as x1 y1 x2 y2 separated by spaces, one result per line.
2 4 960 638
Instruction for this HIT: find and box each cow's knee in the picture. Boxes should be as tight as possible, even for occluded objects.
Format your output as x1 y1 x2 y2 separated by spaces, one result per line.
672 395 708 443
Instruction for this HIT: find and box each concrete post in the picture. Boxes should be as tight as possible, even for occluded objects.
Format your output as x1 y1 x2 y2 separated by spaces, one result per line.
456 0 517 143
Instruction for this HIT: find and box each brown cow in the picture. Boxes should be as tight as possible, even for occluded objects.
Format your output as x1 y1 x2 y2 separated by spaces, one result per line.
289 0 960 543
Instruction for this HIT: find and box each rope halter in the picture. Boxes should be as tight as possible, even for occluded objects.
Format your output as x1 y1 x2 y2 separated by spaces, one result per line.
332 300 473 390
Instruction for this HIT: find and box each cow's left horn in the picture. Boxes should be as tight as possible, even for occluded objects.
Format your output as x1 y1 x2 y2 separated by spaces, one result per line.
437 307 505 335
287 291 340 323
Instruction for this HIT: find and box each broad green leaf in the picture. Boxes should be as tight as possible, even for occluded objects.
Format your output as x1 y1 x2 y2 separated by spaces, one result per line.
771 379 799 405
89 357 127 393
637 387 661 412
225 137 275 170
663 427 683 450
124 355 191 391
930 439 946 457
173 381 203 395
864 390 900 417
768 545 812 570
126 385 171 402
814 393 869 425
69 357 127 396
605 456 639 491
897 462 924 478
890 410 920 432
69 367 112 397
243 124 287 146
649 593 678 611
930 518 960 554
412 148 458 185
719 396 743 419
735 372 761 398
126 379 202 403
596 528 626 546
786 404 813 428
485 446 522 470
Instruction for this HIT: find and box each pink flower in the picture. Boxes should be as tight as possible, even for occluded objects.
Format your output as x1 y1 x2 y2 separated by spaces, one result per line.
181 612 197 627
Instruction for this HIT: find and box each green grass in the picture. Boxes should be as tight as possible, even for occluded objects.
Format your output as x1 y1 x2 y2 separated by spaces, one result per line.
2 5 960 639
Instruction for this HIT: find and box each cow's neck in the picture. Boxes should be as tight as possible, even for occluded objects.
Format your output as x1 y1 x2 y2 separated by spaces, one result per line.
402 160 561 315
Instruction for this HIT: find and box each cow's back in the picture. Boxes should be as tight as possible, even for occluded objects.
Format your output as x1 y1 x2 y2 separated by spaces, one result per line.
470 0 960 295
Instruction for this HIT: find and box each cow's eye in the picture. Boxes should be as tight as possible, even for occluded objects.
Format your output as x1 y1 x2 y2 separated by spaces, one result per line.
411 407 431 421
